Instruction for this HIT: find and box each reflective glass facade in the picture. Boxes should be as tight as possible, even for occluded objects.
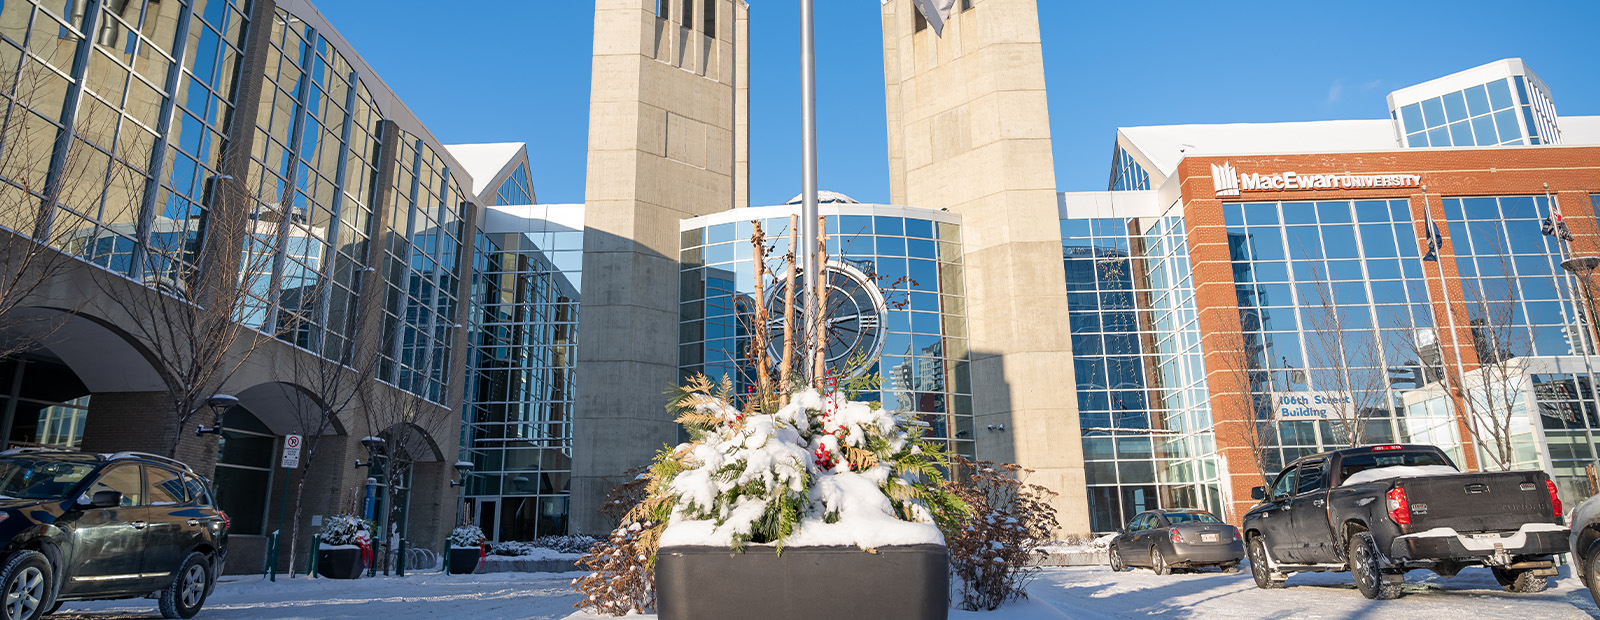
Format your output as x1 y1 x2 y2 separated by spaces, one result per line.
1225 200 1457 462
678 207 974 459
1109 145 1149 191
1397 75 1559 147
490 161 532 206
376 130 465 402
462 207 582 542
243 7 384 360
1443 195 1588 357
1063 216 1222 532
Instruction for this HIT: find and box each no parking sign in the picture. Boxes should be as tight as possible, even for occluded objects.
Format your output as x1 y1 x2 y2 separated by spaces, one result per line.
281 434 302 469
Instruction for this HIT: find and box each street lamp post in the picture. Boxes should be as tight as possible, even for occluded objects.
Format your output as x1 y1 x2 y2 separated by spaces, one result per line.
194 394 238 436
449 460 474 527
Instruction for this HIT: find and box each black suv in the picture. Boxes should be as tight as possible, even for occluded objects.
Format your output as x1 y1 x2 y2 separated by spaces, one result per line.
0 449 228 619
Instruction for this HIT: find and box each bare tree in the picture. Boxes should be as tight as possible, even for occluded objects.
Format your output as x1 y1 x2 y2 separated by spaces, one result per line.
86 170 282 458
271 259 382 576
1392 244 1533 471
1300 271 1389 448
0 58 136 360
359 355 458 574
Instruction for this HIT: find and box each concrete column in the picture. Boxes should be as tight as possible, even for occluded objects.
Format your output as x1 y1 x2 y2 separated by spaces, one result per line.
570 0 742 534
879 0 1088 534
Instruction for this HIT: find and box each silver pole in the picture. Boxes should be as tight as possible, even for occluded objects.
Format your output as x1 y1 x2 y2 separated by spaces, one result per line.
798 0 820 383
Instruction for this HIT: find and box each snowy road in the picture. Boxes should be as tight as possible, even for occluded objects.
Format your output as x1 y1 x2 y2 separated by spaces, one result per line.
43 564 1600 619
1024 564 1600 620
51 572 582 620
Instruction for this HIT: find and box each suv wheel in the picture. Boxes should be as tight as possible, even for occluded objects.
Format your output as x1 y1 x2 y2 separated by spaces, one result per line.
1491 567 1549 593
1248 537 1285 589
159 553 212 619
1348 532 1401 600
0 551 51 620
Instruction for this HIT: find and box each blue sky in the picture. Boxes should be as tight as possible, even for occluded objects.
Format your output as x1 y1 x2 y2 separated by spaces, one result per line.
313 1 1600 206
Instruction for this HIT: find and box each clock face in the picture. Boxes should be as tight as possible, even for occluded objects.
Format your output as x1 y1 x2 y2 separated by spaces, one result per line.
763 262 888 379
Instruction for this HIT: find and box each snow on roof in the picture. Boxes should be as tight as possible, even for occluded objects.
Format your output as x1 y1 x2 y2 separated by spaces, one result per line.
785 190 860 205
444 142 526 197
1119 119 1398 180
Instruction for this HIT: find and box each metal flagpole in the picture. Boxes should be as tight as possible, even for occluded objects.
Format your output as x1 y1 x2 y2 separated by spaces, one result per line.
799 0 820 384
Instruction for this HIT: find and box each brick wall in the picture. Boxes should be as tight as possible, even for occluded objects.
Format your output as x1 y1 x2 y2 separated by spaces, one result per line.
1176 146 1600 523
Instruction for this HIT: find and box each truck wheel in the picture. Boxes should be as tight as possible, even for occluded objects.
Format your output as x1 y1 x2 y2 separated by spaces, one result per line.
1348 532 1401 600
1248 537 1285 589
1150 547 1171 576
1587 540 1600 607
1109 547 1127 572
158 553 212 619
0 550 51 620
1491 567 1549 593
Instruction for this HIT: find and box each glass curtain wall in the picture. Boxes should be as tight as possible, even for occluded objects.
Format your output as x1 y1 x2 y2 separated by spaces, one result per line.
491 162 532 206
1108 145 1149 191
242 7 383 360
1063 216 1222 532
462 210 581 541
0 0 249 275
377 130 464 403
1397 76 1560 147
1225 199 1458 467
678 209 974 460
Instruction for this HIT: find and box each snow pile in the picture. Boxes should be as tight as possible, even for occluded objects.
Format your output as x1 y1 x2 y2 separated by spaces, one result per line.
1340 464 1460 486
657 388 946 550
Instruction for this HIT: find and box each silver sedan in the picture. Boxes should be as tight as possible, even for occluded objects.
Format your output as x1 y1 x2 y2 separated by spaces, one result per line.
1109 509 1245 575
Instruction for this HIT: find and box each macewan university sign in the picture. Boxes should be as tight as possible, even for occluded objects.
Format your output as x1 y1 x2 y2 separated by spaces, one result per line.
1210 161 1421 197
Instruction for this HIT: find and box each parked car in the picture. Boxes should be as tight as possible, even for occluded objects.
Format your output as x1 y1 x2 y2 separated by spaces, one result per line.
1108 509 1243 575
1243 444 1567 600
1567 493 1600 607
0 448 229 620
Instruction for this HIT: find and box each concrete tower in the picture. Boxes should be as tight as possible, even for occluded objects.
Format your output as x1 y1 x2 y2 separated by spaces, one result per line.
880 0 1089 533
572 0 750 533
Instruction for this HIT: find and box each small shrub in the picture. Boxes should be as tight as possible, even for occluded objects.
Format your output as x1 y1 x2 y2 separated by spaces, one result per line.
318 514 374 547
572 520 660 616
942 457 1060 612
449 525 486 548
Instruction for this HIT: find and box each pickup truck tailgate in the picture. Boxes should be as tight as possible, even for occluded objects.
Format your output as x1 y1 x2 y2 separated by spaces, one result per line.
1397 471 1558 533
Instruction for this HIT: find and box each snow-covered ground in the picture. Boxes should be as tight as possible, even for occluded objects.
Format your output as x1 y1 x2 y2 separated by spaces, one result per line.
50 572 581 620
1021 564 1600 620
47 563 1600 619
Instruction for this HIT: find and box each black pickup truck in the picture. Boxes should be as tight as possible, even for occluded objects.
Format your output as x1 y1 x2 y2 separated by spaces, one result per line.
1243 444 1568 600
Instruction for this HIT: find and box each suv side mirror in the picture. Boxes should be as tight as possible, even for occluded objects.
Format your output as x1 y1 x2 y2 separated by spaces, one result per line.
1250 486 1266 501
90 490 122 508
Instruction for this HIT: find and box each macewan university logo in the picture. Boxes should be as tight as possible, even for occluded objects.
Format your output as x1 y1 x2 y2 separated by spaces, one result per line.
1210 161 1421 198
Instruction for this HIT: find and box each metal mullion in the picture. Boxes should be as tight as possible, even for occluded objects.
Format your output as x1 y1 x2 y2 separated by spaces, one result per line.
261 30 316 338
309 69 361 348
36 0 104 241
128 0 195 280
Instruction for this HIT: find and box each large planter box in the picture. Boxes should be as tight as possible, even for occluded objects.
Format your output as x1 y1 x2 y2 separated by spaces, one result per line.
657 544 947 620
317 546 364 579
448 547 481 574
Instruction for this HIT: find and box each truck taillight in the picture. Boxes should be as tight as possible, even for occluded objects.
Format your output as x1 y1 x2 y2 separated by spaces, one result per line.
1386 486 1411 525
1170 529 1184 544
1546 480 1562 517
220 510 231 531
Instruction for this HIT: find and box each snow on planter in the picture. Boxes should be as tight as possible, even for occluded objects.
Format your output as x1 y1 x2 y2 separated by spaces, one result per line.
655 386 959 551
